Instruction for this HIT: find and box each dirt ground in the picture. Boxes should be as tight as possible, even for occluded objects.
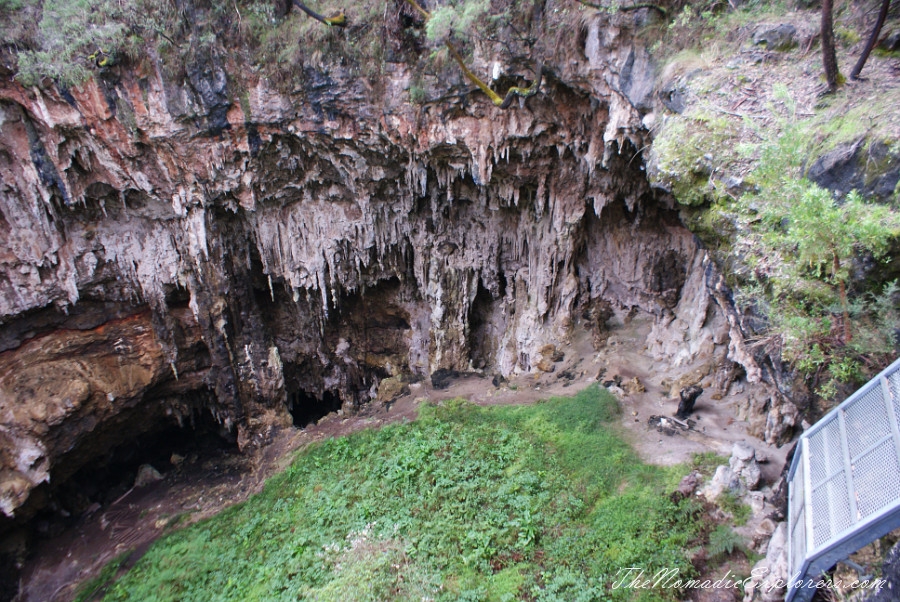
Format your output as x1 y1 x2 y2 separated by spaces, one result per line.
16 312 790 602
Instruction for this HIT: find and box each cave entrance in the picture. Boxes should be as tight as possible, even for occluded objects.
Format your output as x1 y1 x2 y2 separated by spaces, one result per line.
289 390 343 427
5 410 239 602
468 279 500 371
47 410 236 521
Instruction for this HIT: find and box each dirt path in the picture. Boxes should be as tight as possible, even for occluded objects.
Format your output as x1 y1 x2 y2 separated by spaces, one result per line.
17 312 789 601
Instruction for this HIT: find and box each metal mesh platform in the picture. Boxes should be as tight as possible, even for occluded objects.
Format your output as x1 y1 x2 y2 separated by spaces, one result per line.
786 357 900 602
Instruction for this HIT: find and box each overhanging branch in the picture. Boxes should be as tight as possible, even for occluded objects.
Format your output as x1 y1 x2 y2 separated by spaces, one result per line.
292 0 347 27
404 0 543 108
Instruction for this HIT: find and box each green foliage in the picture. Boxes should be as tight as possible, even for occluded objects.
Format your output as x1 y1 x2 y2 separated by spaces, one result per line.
745 163 900 394
651 111 740 206
95 386 704 601
762 187 898 284
408 83 428 104
659 81 900 402
717 491 751 526
73 551 132 602
15 0 173 87
0 0 39 48
835 25 860 47
691 451 728 477
425 0 491 43
707 525 743 561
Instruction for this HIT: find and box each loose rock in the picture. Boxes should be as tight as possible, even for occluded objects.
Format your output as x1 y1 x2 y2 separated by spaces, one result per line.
700 465 741 501
376 376 409 404
134 464 163 488
743 522 788 602
752 24 797 50
730 441 762 490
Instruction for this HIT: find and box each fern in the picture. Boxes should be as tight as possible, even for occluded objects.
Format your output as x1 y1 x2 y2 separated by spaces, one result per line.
707 525 743 561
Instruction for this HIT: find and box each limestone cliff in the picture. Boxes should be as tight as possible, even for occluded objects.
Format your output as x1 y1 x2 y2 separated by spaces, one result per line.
0 8 796 521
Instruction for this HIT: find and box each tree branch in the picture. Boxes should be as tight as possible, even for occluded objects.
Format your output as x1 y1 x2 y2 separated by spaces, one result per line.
292 0 347 27
444 42 505 105
404 0 543 108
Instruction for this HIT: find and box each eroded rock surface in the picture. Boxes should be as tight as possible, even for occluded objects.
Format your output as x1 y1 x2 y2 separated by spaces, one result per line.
0 11 796 525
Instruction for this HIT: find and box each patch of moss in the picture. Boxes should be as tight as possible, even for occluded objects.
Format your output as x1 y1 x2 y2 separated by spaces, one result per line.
650 111 740 207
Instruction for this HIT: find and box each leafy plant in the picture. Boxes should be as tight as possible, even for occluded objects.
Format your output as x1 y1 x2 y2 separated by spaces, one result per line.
764 186 899 340
691 451 728 477
717 491 751 526
651 110 741 207
425 0 492 43
707 525 743 561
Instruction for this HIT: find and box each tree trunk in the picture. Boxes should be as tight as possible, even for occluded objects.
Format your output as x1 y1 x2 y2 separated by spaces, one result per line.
834 250 851 343
822 0 840 91
850 0 892 80
676 385 703 420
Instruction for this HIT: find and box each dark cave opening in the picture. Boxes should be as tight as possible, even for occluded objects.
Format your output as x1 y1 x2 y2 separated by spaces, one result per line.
468 279 499 371
288 389 343 427
41 411 236 532
0 410 237 602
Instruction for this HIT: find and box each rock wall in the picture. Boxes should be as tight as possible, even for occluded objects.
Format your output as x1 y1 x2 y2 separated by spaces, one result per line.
0 10 796 520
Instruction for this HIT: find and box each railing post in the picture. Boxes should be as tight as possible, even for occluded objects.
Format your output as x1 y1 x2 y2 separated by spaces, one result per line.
803 440 815 557
882 376 900 473
837 410 860 522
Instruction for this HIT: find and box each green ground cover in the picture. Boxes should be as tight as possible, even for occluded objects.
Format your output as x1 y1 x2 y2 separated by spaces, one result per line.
82 385 707 602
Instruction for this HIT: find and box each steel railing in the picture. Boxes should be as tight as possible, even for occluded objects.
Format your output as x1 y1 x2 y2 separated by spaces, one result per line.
786 356 900 602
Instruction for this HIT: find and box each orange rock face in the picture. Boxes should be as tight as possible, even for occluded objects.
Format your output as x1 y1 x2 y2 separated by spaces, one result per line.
0 313 168 515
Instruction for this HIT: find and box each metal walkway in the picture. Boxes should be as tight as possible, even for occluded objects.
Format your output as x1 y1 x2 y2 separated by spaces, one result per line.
787 356 900 602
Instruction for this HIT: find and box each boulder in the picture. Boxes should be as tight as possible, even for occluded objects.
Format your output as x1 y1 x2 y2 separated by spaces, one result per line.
881 30 900 52
743 522 787 602
607 385 626 399
536 344 565 373
674 471 702 499
729 441 762 490
658 82 686 114
752 24 797 51
624 377 646 395
376 376 409 404
700 465 741 501
808 139 900 201
134 464 163 488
